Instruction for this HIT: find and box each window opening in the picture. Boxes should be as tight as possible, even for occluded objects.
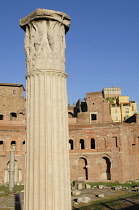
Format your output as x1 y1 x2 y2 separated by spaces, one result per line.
0 115 3 120
13 90 16 95
80 139 85 149
91 138 95 149
10 112 17 120
91 114 97 121
69 139 74 150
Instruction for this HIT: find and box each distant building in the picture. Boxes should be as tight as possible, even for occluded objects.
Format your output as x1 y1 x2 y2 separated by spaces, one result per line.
102 87 137 122
68 88 139 183
0 83 26 184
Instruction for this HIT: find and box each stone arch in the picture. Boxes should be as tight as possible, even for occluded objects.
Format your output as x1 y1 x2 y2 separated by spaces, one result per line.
69 139 74 150
18 112 24 120
77 157 88 181
100 137 106 148
100 156 111 180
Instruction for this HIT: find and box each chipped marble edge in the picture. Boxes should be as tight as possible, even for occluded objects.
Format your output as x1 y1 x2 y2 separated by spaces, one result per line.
19 8 70 30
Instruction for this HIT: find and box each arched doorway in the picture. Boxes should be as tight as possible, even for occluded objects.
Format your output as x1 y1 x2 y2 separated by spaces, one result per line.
101 157 111 180
78 157 88 180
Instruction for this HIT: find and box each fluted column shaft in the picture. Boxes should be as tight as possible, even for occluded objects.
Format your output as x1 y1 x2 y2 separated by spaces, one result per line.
20 9 71 210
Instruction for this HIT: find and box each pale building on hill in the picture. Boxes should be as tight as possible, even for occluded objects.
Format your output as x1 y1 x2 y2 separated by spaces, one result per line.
102 87 138 122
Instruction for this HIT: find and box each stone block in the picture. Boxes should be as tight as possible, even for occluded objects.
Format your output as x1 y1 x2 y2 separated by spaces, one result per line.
97 193 105 198
77 197 91 203
85 184 91 189
71 190 81 195
77 183 83 189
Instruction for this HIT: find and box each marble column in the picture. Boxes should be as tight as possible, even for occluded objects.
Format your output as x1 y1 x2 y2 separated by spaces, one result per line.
20 9 71 210
9 151 15 193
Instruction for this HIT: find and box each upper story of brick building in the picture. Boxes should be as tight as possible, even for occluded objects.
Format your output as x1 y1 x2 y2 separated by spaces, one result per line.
0 83 26 122
68 87 138 124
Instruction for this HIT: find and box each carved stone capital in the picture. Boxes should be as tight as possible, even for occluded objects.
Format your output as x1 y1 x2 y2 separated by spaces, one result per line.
20 9 70 73
20 8 70 32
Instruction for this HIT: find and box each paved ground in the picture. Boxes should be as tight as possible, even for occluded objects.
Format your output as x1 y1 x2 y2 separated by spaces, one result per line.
0 192 24 210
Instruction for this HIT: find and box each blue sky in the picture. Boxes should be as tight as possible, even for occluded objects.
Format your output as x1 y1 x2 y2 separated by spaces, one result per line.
0 0 139 108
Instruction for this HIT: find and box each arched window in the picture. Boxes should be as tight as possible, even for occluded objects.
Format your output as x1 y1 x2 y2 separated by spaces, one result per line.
111 136 118 148
13 90 16 95
11 141 16 151
0 115 3 120
10 112 17 121
69 139 74 150
19 112 24 120
101 138 106 148
91 138 95 149
80 139 85 149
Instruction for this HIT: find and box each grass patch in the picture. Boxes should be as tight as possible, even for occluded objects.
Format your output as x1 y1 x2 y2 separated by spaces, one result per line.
0 185 24 197
86 181 139 188
73 192 139 210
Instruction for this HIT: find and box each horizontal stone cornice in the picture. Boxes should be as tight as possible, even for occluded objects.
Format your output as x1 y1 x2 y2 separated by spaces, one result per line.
26 69 68 78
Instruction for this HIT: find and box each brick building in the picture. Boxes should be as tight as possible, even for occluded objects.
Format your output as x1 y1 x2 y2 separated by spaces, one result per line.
68 90 139 183
0 83 139 184
0 83 26 184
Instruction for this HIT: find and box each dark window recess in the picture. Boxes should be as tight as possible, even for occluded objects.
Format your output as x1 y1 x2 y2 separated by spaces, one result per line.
80 139 85 149
0 141 3 145
69 139 74 150
11 141 16 146
13 90 16 95
91 138 95 149
91 114 97 120
10 112 17 120
0 115 3 120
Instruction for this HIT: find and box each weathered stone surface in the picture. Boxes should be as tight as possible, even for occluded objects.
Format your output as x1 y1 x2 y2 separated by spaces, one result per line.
20 9 71 210
77 183 83 189
98 185 106 189
72 190 81 195
112 186 122 190
97 193 105 198
77 197 91 203
20 8 70 30
20 9 70 73
85 184 91 189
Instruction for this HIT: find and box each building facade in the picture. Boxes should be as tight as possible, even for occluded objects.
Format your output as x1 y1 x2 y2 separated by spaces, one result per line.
0 83 26 184
0 84 139 184
68 89 139 183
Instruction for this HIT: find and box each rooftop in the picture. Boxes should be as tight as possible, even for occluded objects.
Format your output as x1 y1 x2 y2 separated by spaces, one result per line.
0 83 25 90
